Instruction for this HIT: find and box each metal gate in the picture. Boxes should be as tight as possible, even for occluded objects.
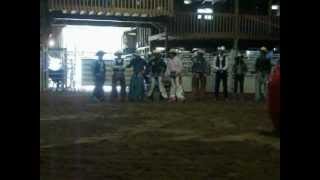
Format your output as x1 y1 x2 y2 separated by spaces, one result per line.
40 48 76 91
40 48 48 92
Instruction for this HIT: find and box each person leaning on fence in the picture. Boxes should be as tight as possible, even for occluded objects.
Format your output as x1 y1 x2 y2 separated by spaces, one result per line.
126 52 147 102
255 46 272 102
147 49 168 99
111 50 126 102
92 50 106 102
166 49 185 102
191 49 210 100
232 52 248 100
214 46 229 101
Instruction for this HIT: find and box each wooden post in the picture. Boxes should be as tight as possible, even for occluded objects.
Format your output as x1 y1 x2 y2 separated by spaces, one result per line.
233 0 239 54
268 0 273 35
164 25 168 58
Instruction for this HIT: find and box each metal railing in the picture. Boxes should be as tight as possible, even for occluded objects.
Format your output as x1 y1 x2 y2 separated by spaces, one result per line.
167 12 280 39
48 0 174 17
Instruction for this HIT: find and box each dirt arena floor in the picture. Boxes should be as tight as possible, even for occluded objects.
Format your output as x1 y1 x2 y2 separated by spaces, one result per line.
40 92 280 180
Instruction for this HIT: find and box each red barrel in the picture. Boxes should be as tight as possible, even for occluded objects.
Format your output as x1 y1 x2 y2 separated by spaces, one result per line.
268 64 280 131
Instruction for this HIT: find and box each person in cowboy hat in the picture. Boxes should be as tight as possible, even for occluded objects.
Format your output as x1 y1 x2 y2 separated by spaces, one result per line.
126 51 147 102
232 51 248 100
255 46 272 102
92 50 106 102
213 46 229 100
165 48 185 102
111 50 126 101
191 49 210 100
147 49 168 100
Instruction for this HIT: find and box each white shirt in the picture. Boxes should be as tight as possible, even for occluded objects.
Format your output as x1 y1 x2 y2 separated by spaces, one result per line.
166 55 183 75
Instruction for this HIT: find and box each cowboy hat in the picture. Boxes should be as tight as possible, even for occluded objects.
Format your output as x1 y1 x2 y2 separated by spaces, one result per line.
197 49 205 54
260 46 268 52
168 49 178 54
114 50 123 56
152 49 163 54
218 46 226 51
96 50 106 56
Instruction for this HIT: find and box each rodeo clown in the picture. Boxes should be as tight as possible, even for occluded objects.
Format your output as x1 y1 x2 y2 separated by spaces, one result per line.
191 49 210 100
126 51 148 102
165 49 185 102
146 49 168 99
111 50 126 101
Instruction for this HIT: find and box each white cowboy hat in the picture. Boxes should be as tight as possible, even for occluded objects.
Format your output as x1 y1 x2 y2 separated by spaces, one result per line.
168 49 178 54
260 46 268 52
219 46 226 51
197 49 205 54
152 49 163 54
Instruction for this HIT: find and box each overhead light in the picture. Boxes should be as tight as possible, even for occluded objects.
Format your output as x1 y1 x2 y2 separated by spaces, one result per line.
156 47 165 51
127 32 136 36
197 8 213 14
48 39 55 47
184 0 192 4
204 15 213 20
271 5 279 10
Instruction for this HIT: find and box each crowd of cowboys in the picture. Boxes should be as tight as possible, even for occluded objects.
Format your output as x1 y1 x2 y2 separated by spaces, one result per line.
92 46 279 103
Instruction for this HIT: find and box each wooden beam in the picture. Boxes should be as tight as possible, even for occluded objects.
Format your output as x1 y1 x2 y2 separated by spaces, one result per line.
50 11 170 23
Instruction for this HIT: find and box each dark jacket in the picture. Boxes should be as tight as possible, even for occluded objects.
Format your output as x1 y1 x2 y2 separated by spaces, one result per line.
93 60 106 81
232 57 248 76
147 57 167 76
255 55 271 74
191 55 210 74
127 56 147 74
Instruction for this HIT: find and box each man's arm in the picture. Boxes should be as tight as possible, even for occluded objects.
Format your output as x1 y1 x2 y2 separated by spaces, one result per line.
213 57 219 70
243 63 248 74
255 57 261 70
177 57 184 74
126 59 133 68
222 56 229 71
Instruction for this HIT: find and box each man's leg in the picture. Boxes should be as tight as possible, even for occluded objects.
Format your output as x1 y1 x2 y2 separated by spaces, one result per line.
262 73 268 100
239 75 245 94
255 73 262 102
192 74 200 98
158 76 168 99
93 81 98 99
200 73 206 98
128 75 136 101
215 72 221 98
176 76 185 101
234 75 239 94
120 76 126 100
169 77 177 101
111 76 118 99
147 77 156 97
138 74 145 101
97 80 105 101
222 72 228 99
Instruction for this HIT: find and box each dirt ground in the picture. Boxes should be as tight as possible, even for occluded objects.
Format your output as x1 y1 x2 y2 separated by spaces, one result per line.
40 92 280 180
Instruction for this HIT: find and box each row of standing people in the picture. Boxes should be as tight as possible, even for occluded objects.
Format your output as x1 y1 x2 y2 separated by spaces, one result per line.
190 46 274 102
92 46 274 102
92 49 185 102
